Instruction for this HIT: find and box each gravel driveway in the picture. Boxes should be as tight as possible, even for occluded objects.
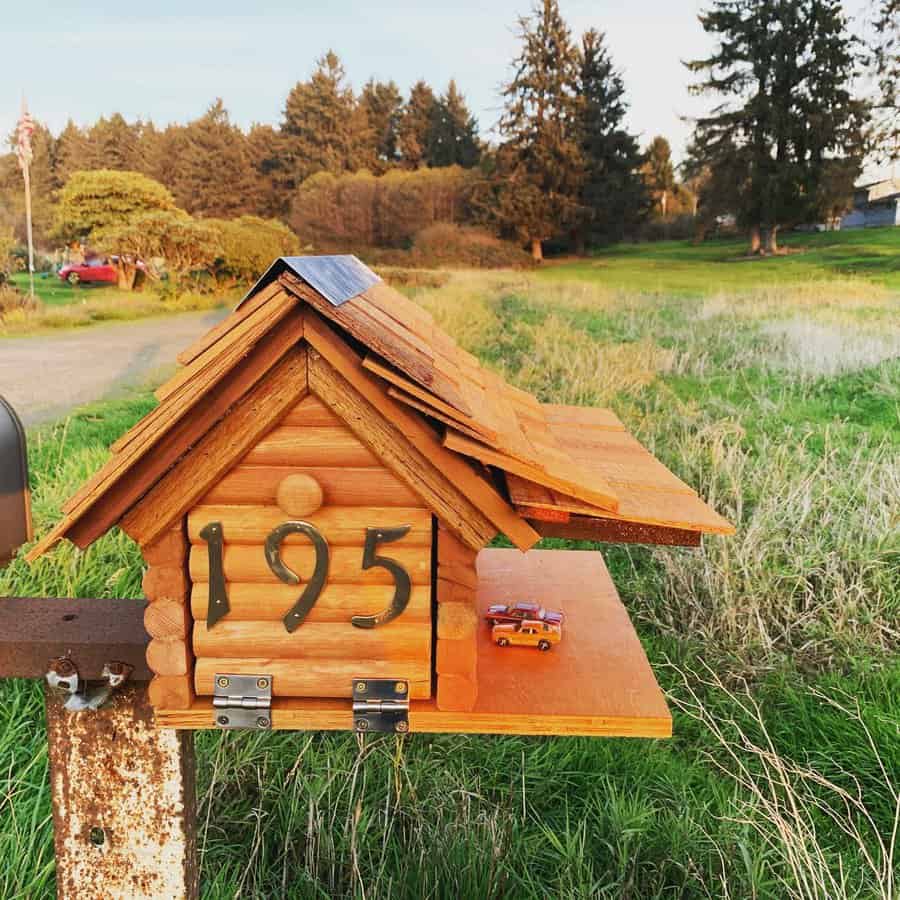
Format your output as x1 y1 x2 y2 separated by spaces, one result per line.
0 309 229 427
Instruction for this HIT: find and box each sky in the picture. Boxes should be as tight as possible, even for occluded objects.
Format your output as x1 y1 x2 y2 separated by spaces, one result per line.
0 0 882 172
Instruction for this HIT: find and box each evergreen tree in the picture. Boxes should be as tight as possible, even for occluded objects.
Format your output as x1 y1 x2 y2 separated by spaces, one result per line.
641 136 676 217
360 79 403 171
492 0 584 261
247 123 292 217
86 113 146 172
427 81 481 168
687 0 868 253
54 120 94 184
869 0 898 161
281 51 372 185
169 99 260 218
575 30 647 247
398 81 437 169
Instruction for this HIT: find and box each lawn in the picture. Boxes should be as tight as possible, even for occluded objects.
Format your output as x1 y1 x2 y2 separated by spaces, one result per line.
8 272 127 307
541 226 900 294
0 257 898 897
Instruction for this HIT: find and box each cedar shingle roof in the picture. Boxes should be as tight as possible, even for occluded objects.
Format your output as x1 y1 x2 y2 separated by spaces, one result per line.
28 255 732 561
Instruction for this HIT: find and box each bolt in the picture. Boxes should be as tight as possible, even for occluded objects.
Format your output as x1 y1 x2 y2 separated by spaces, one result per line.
217 676 230 689
217 715 230 726
356 718 369 732
89 827 106 847
356 681 367 693
395 720 409 734
394 682 407 695
256 716 270 728
53 659 76 677
256 678 269 690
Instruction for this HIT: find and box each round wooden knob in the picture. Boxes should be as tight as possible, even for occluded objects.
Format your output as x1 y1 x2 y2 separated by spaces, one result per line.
276 474 324 517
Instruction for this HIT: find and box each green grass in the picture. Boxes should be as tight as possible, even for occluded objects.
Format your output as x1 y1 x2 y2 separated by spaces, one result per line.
8 272 130 307
540 227 900 294
0 264 898 897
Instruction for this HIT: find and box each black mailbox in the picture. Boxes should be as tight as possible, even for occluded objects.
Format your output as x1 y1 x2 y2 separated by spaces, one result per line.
0 396 32 567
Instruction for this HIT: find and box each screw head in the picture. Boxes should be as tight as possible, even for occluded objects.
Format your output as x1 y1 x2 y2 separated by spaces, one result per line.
217 715 230 726
395 720 409 734
356 681 367 693
256 716 270 728
394 682 407 695
256 678 269 690
356 718 369 732
217 676 230 689
54 659 76 676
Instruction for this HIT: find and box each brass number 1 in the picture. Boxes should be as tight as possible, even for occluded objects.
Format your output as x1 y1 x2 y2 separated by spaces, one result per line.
199 522 230 629
265 521 330 633
352 526 412 629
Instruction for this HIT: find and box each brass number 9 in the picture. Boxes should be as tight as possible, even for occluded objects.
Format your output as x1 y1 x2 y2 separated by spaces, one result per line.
265 521 330 634
352 526 412 629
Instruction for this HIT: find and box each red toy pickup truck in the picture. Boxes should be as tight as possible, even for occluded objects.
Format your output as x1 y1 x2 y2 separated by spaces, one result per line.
485 601 563 627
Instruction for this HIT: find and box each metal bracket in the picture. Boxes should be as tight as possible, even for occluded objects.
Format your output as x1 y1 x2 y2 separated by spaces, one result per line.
213 673 272 729
45 658 133 711
352 678 410 733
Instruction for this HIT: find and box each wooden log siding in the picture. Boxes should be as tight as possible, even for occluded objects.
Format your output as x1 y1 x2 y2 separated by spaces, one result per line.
435 523 479 712
142 522 195 710
187 393 434 703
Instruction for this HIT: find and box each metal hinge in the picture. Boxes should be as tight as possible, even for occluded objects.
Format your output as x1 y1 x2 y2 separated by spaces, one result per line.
353 678 410 733
213 674 272 729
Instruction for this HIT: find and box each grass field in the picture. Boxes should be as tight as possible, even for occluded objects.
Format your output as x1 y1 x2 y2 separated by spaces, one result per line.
0 241 898 897
1 273 231 337
542 227 900 294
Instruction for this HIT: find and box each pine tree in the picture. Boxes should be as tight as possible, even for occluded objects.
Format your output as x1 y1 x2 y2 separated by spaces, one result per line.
86 113 146 172
247 123 292 217
360 79 403 171
427 81 481 168
54 120 94 184
492 0 584 261
641 136 676 217
168 99 260 218
398 81 437 169
687 0 868 253
869 0 898 161
281 51 372 185
575 30 647 247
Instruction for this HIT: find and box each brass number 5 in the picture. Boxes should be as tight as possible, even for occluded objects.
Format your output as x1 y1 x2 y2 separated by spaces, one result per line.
352 526 412 629
265 521 330 634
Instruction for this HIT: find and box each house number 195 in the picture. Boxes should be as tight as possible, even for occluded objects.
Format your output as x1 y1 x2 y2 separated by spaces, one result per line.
199 521 412 633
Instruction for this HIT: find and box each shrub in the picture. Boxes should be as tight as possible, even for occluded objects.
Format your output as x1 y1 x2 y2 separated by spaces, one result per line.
410 224 531 268
207 216 300 285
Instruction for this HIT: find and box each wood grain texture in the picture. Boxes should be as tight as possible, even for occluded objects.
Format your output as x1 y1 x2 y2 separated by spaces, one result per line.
281 394 344 427
436 602 478 640
144 600 191 640
146 638 191 677
194 657 431 700
121 348 309 547
436 637 477 676
193 621 430 660
303 311 537 551
189 543 431 585
187 505 432 547
200 465 423 508
190 582 432 623
276 473 323 517
241 426 379 468
308 346 498 552
148 675 195 710
436 675 478 713
533 516 702 546
33 307 305 559
142 566 189 605
161 549 670 736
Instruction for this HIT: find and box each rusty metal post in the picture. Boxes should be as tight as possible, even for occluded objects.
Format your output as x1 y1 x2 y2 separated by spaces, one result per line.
45 683 198 900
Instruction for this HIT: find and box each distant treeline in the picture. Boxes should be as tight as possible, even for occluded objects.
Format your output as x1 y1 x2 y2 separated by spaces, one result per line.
1 0 896 263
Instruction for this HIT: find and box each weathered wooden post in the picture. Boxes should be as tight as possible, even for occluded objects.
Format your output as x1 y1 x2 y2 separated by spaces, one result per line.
3 254 731 893
0 598 198 899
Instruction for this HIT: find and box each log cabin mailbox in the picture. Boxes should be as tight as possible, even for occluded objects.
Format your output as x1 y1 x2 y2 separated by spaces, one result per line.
29 256 732 736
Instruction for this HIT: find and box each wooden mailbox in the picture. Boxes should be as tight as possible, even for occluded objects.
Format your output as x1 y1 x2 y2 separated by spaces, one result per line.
28 256 732 736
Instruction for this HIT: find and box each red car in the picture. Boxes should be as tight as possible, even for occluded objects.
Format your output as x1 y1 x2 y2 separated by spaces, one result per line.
58 256 145 286
485 601 564 627
58 257 117 285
